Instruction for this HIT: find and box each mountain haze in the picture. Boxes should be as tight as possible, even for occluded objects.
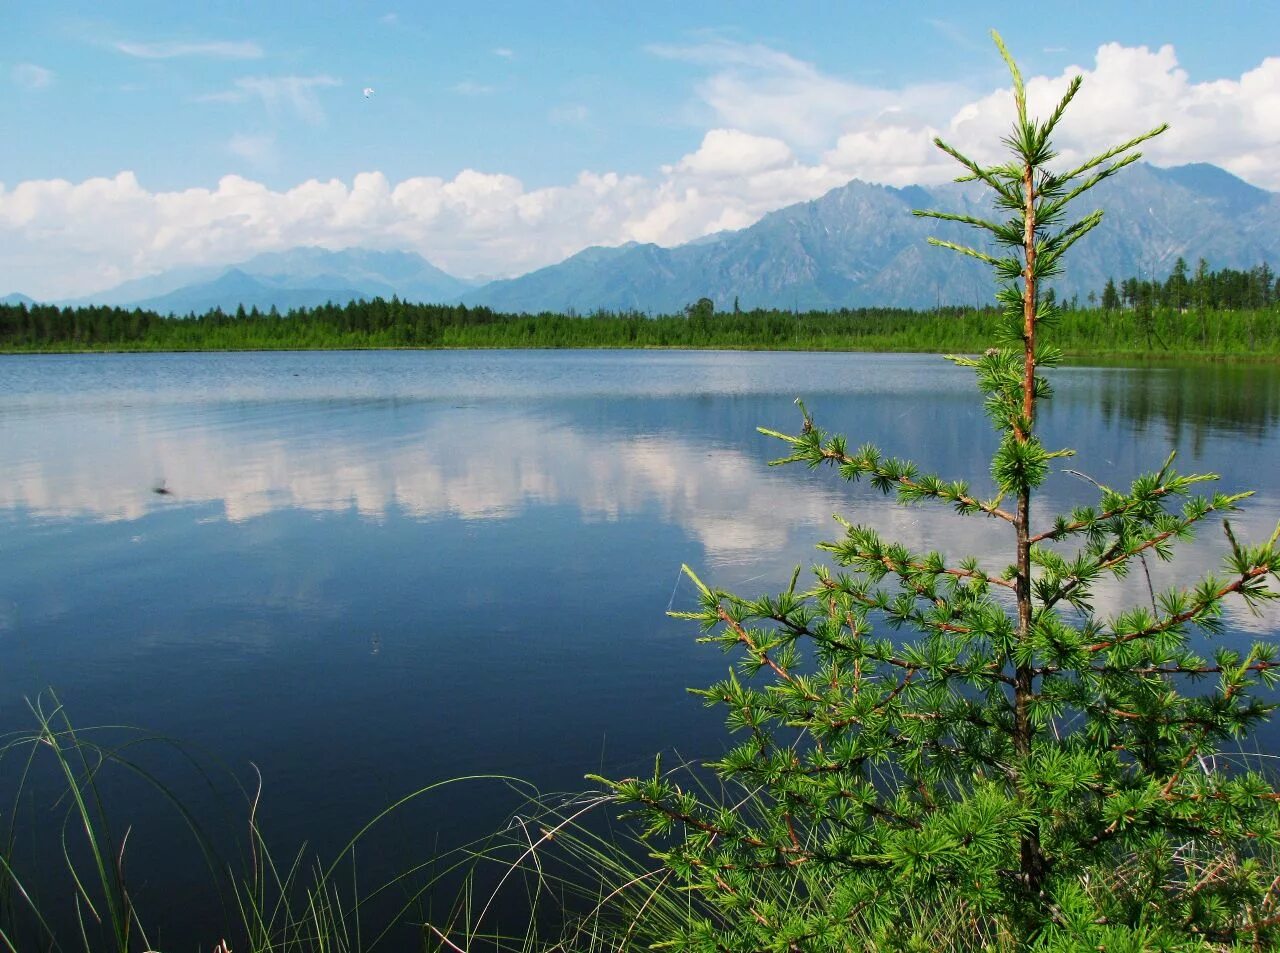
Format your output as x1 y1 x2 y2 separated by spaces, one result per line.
12 163 1278 315
58 248 476 315
133 269 372 316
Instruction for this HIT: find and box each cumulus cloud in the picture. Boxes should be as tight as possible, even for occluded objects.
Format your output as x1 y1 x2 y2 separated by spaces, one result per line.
2 40 1279 300
823 125 953 187
659 37 1280 191
114 39 263 59
945 44 1280 190
12 63 54 89
0 148 847 299
200 75 341 124
674 129 793 176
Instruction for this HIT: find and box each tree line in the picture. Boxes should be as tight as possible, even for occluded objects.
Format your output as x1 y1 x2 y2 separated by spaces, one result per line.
1098 258 1278 311
3 259 1279 356
0 299 1003 352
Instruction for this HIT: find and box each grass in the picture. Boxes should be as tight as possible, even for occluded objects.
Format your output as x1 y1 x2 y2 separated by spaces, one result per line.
0 693 561 953
0 697 771 952
5 697 1280 951
0 699 998 952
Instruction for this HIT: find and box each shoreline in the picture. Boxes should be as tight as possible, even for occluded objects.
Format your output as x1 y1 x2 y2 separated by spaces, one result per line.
5 343 1280 365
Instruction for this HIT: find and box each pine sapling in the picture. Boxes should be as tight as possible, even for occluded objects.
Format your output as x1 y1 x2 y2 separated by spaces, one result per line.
604 30 1280 951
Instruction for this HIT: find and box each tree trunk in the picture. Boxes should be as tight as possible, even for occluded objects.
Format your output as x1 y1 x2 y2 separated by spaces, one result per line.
1017 159 1046 900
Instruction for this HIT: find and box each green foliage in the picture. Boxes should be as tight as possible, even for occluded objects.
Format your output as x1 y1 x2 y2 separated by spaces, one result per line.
1114 260 1278 313
687 297 717 322
603 31 1280 950
6 297 1280 357
4 275 1280 358
0 297 998 352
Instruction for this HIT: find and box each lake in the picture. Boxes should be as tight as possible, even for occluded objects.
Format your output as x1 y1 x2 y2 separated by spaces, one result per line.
2 349 1279 947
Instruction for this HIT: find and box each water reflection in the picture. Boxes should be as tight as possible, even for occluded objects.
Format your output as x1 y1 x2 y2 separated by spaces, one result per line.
1061 362 1280 452
2 402 838 556
4 354 1279 622
2 351 1279 947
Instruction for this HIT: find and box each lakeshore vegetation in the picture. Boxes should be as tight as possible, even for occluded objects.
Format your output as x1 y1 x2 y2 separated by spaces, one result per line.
3 261 1279 358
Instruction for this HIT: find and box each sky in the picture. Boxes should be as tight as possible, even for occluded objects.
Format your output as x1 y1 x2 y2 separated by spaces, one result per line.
3 0 1279 299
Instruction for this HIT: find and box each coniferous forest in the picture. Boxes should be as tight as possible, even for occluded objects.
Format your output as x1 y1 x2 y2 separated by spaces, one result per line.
4 261 1279 356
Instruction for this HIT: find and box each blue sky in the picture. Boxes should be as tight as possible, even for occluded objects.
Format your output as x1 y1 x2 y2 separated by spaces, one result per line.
3 1 1279 297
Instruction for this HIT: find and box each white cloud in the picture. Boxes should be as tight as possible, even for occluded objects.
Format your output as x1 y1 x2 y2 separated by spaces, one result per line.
675 129 793 176
200 75 341 124
114 39 263 59
3 40 1279 300
649 39 969 150
655 37 1280 191
823 125 952 187
940 44 1280 189
0 154 843 298
492 47 514 58
12 63 54 89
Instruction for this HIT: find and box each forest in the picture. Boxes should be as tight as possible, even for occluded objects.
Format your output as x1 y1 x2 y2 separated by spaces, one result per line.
3 259 1278 356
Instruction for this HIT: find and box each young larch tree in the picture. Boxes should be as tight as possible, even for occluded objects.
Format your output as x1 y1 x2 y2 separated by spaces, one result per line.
606 31 1280 951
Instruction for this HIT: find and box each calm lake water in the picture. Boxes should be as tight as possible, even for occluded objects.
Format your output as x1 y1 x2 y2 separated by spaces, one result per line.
3 349 1280 947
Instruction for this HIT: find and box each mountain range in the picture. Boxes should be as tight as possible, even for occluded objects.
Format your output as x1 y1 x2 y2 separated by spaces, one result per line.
7 163 1278 314
462 163 1280 312
51 247 477 316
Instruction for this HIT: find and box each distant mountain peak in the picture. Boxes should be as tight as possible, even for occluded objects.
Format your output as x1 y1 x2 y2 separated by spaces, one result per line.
1149 163 1273 215
460 162 1278 313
